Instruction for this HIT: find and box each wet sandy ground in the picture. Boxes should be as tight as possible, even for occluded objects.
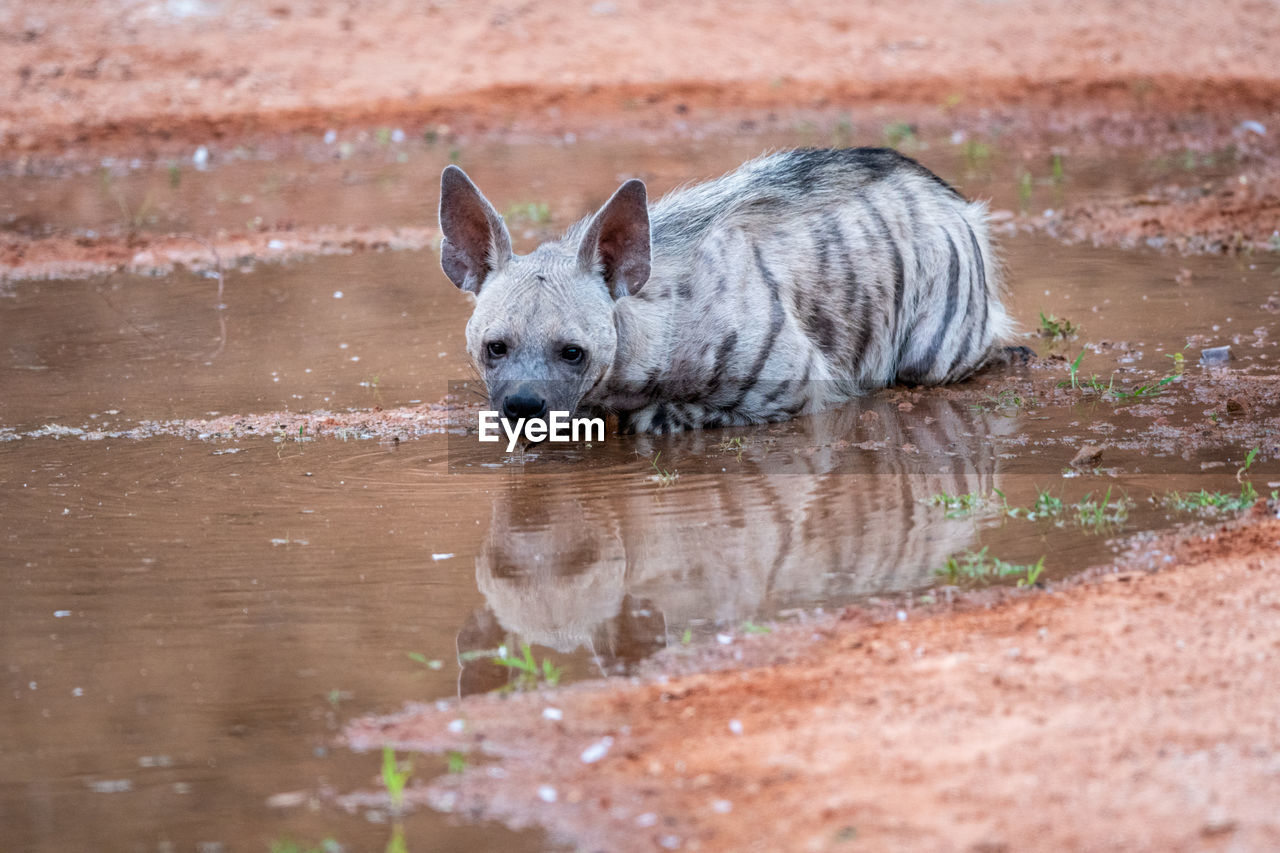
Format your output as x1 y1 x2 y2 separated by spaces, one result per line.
346 508 1280 852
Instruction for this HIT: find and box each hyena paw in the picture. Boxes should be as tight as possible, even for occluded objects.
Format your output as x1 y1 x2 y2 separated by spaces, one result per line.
993 345 1037 366
622 403 695 435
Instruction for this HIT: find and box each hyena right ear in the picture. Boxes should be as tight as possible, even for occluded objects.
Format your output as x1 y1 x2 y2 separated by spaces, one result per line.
438 165 513 293
577 179 651 299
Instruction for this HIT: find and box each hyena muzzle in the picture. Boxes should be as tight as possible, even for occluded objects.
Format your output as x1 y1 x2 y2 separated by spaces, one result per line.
438 147 1010 434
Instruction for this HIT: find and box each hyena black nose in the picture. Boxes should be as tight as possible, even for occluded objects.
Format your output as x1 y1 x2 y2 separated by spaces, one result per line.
501 393 548 420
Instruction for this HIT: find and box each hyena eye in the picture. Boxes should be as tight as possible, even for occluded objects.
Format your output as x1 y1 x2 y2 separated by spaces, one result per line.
560 345 585 364
486 340 508 359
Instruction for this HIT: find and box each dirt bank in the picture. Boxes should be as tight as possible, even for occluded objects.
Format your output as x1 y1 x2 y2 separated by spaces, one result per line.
4 0 1279 157
4 0 1280 279
346 506 1280 851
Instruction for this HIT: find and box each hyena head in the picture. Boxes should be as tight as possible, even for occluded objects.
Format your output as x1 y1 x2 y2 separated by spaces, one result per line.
437 165 651 420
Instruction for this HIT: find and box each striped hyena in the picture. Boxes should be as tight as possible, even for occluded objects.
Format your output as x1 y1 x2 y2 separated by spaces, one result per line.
438 148 1011 433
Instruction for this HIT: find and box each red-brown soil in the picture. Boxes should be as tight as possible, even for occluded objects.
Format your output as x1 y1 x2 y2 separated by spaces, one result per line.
347 508 1280 852
4 1 1279 157
3 0 1280 282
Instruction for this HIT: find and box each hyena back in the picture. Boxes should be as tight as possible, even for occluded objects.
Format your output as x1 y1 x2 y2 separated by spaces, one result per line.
438 147 1009 434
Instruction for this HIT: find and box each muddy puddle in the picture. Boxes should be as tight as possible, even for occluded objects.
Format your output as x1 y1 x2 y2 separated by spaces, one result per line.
3 134 1279 852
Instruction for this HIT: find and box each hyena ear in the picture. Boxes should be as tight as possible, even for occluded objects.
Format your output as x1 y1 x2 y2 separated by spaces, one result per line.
438 165 513 294
577 179 651 299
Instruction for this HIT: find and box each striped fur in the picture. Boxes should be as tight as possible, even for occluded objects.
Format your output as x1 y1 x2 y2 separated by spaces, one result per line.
438 148 1010 434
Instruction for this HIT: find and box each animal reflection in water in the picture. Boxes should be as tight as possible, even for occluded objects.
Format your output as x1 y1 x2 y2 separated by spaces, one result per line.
455 396 1014 696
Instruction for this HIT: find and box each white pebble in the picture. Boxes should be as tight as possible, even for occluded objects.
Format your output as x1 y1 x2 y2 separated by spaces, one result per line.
537 784 557 803
54 610 70 618
333 290 344 299
580 736 613 764
636 812 658 827
711 799 733 813
542 707 563 721
447 718 465 734
715 633 733 645
431 553 454 562
728 719 743 735
267 239 286 250
192 146 209 169
324 129 337 145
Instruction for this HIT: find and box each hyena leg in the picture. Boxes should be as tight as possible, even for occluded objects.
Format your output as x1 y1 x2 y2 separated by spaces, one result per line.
620 402 772 435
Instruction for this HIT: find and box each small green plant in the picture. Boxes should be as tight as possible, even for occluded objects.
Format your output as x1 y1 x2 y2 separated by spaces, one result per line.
961 139 992 172
935 547 1047 585
992 487 1064 521
1050 153 1065 185
168 163 182 188
883 121 917 148
1059 350 1086 391
741 621 772 635
446 750 468 774
1238 446 1260 481
928 492 986 518
1026 487 1065 520
1111 373 1179 400
650 452 679 486
1038 311 1078 340
830 115 854 148
1017 170 1034 210
504 201 552 226
1165 349 1187 374
113 188 158 231
719 436 745 454
407 652 443 671
1163 484 1258 514
269 838 341 853
1164 447 1262 515
1031 488 1063 518
492 643 562 691
381 746 413 812
681 627 693 645
1058 350 1180 402
1017 557 1046 588
1073 487 1131 532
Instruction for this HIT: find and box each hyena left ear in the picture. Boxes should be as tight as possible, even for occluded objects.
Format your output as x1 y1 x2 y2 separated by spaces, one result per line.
577 179 651 299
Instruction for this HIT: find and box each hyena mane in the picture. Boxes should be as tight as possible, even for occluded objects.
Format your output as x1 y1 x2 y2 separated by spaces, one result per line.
438 147 1011 434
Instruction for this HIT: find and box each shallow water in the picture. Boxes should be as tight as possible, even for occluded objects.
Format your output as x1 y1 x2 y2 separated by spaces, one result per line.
3 135 1279 852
